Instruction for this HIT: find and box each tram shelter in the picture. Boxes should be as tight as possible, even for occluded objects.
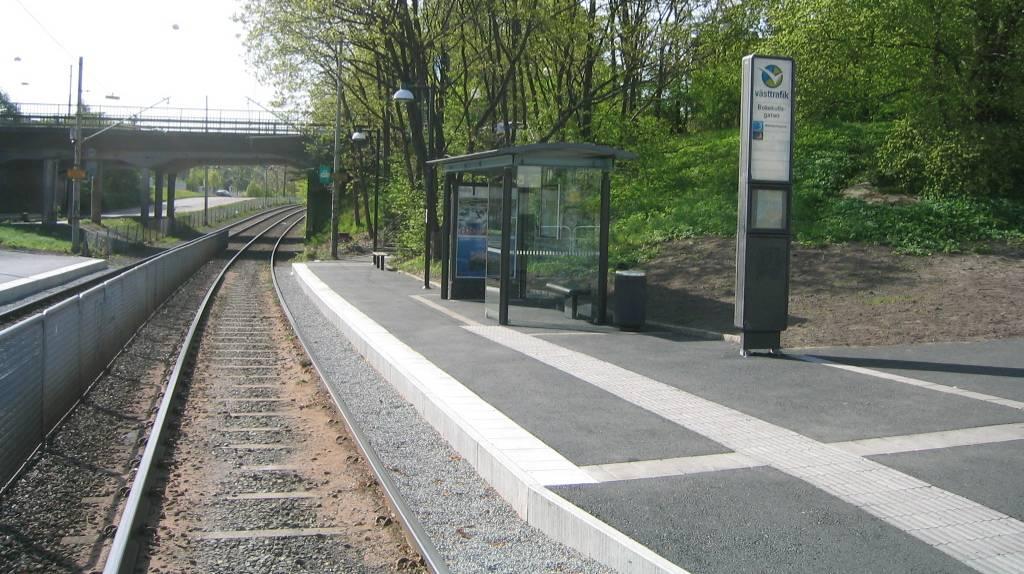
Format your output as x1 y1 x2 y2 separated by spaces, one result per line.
430 143 635 328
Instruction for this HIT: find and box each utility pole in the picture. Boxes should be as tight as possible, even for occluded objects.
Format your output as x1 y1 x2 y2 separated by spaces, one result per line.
71 57 83 254
67 65 73 117
330 51 341 259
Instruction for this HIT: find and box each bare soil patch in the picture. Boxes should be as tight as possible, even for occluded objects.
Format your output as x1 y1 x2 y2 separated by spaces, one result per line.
643 238 1024 348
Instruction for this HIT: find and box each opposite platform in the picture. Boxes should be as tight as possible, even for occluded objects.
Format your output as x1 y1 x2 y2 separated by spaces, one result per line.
0 249 106 306
292 258 1024 574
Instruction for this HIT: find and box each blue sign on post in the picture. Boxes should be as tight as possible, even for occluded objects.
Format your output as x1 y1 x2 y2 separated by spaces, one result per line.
318 165 331 185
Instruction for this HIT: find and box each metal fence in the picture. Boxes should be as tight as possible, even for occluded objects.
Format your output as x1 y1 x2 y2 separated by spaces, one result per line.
89 196 296 257
0 229 229 489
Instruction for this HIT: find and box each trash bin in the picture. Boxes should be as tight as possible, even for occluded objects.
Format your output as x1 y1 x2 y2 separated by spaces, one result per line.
614 270 646 331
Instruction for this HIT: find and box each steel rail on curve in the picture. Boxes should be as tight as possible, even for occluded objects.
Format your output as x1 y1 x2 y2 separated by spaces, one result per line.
270 217 451 573
0 203 300 326
0 205 305 497
101 209 307 574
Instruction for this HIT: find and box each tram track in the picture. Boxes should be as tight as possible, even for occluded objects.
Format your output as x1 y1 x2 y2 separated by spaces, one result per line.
0 209 303 572
102 211 444 573
0 204 299 331
1 200 611 573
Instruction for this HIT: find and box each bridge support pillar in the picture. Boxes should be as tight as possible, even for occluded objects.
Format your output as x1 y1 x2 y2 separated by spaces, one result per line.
139 169 150 227
154 169 164 226
90 161 103 224
42 159 58 224
167 172 176 231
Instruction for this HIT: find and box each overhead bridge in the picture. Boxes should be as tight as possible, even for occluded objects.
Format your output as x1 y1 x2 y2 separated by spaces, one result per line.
0 102 324 223
0 102 321 169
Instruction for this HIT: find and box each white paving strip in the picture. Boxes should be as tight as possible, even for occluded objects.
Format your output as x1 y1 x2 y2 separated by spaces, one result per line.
466 325 1024 573
838 423 1024 457
795 354 1024 411
584 423 1024 481
410 295 483 326
584 452 762 482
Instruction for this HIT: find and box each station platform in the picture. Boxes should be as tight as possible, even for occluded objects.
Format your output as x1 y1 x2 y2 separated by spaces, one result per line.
0 249 106 306
291 258 1024 574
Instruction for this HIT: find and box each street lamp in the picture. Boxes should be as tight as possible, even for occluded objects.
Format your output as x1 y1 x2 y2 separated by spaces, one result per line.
351 127 381 251
391 88 415 102
393 84 436 290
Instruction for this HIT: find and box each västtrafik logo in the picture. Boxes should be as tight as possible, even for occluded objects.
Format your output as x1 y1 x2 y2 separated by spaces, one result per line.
761 65 784 88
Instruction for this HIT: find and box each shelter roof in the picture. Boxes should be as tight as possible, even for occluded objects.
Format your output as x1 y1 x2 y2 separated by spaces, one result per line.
428 142 636 173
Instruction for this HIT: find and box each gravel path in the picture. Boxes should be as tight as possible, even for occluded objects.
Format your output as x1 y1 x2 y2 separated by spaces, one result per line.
274 255 616 574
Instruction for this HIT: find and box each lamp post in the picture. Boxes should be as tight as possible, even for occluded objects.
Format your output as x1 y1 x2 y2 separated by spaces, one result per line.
351 127 381 251
71 57 83 253
393 84 436 290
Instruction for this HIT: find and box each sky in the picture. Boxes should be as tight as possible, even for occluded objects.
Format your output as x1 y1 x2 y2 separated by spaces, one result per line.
0 0 276 112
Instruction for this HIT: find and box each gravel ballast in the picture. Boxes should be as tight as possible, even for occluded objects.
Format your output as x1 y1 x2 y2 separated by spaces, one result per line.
274 258 616 574
0 254 230 573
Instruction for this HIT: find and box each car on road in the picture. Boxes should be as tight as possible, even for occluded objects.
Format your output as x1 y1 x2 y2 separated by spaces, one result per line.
215 189 231 197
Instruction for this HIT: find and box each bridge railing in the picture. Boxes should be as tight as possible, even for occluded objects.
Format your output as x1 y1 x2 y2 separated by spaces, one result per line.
0 103 322 135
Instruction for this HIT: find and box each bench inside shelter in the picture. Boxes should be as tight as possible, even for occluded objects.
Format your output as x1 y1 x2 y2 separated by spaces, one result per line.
545 282 592 319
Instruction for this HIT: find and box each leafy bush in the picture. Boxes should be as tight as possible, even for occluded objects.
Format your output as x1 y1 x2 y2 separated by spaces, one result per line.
877 121 1024 199
381 174 425 257
805 195 1024 255
611 127 739 266
246 180 264 197
610 121 1023 262
98 168 144 210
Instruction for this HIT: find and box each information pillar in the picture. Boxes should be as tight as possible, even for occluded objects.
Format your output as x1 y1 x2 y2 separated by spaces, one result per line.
735 54 795 356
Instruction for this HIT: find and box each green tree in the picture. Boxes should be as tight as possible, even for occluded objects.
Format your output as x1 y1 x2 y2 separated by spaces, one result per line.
246 179 264 197
238 0 1024 254
0 89 20 120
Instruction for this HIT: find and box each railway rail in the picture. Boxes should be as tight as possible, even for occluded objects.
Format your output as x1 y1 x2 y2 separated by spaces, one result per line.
0 209 304 572
101 211 446 572
0 203 298 330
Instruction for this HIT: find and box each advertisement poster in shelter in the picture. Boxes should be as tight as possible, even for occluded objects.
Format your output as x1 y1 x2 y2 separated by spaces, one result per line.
456 185 487 278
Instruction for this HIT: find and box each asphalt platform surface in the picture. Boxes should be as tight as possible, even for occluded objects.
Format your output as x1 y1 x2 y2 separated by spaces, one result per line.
295 258 1023 574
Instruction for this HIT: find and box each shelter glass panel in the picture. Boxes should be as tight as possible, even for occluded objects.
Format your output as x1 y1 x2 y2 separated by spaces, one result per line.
485 166 601 328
